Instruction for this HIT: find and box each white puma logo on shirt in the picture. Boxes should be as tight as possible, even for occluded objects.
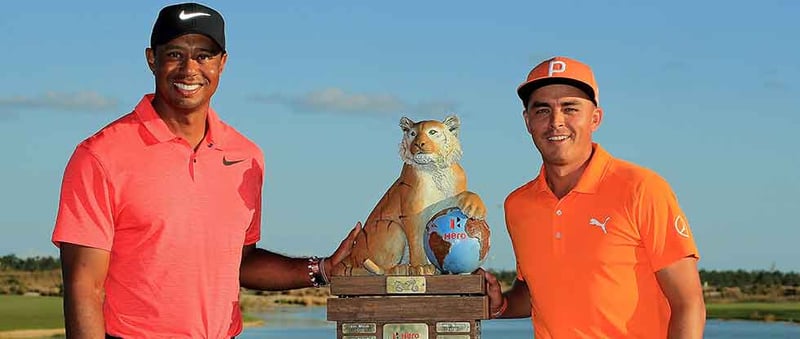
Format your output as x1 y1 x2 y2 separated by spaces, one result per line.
589 216 610 234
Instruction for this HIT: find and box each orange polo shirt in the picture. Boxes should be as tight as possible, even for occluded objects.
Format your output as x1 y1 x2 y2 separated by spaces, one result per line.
505 143 699 338
52 94 263 338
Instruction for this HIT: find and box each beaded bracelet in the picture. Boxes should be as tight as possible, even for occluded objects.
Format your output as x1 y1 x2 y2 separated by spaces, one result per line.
307 256 329 288
491 295 508 319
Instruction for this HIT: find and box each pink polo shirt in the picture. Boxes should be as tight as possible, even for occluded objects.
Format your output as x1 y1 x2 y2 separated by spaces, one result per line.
53 94 263 338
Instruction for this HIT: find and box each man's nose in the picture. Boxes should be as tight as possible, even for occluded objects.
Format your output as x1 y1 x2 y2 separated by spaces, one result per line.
549 110 565 129
179 58 201 74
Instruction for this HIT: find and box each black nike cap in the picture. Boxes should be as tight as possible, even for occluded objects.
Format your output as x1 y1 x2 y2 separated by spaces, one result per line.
150 2 225 52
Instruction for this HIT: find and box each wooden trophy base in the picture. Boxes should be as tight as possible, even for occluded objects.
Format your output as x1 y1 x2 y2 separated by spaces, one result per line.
327 274 489 339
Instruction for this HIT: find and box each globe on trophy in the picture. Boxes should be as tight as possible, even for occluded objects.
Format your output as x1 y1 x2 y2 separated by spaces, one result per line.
424 207 491 275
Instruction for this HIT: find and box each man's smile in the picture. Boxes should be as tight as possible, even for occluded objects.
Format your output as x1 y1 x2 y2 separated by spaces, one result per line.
173 82 202 96
547 135 570 142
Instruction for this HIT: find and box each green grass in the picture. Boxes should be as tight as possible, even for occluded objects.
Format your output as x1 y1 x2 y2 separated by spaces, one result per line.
0 295 64 331
0 295 264 332
242 313 263 324
707 302 800 323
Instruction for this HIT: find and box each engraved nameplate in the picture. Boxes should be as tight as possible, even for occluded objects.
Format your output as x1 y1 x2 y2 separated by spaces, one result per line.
343 323 377 334
435 322 470 333
383 323 429 339
386 276 427 294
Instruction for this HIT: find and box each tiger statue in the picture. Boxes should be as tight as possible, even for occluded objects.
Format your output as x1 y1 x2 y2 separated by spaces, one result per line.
331 114 487 276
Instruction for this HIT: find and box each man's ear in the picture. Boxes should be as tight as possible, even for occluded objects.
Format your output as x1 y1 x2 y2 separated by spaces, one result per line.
591 107 603 131
522 109 533 134
218 52 228 73
146 48 156 74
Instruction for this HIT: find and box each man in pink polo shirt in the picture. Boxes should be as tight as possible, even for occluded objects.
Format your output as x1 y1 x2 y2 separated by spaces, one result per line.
52 3 361 338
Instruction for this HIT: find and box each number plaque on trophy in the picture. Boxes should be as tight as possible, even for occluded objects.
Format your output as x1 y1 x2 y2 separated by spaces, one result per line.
327 274 489 339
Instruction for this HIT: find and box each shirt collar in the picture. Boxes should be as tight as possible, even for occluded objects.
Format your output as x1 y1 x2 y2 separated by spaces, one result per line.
134 94 227 148
532 143 613 195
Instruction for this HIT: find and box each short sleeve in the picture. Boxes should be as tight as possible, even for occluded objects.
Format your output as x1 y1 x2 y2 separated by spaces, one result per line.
636 173 699 272
243 152 264 246
243 189 261 246
52 145 115 251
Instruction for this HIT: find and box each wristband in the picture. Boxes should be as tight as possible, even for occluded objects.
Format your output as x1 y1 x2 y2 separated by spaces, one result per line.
491 295 508 319
318 257 330 285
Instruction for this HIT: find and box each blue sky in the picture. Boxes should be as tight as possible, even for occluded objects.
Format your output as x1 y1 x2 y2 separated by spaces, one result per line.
1 1 798 272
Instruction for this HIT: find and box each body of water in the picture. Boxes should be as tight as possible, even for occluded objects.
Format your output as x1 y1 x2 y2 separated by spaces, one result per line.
239 306 800 338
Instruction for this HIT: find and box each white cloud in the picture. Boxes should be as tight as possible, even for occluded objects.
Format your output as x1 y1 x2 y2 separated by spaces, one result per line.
0 91 118 112
251 87 457 116
763 80 789 91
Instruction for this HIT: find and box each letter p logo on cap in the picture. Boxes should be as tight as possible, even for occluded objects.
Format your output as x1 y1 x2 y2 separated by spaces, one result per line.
548 60 567 77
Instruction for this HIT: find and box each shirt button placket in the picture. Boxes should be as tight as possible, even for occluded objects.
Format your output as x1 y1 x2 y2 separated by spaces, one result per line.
554 207 565 255
555 209 562 239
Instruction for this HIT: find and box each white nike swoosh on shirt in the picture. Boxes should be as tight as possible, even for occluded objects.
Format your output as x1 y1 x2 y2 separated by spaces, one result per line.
179 10 211 20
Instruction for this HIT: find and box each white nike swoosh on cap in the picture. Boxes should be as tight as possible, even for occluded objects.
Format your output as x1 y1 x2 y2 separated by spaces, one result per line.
179 10 211 20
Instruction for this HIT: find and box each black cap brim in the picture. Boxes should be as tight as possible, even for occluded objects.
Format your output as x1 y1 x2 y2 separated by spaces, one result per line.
517 77 597 107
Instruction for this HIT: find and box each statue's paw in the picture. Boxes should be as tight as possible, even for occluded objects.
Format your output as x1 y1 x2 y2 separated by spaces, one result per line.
408 264 438 275
457 191 487 220
465 203 487 220
330 263 351 277
388 264 410 276
418 264 438 275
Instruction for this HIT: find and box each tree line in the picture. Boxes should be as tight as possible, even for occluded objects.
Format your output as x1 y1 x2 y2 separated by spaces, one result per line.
700 269 800 287
2 254 798 288
0 254 60 271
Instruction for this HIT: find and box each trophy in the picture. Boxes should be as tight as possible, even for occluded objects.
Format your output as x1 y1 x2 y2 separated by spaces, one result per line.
328 115 491 339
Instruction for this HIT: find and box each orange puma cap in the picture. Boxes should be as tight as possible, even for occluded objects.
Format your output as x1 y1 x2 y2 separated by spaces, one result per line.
517 56 599 106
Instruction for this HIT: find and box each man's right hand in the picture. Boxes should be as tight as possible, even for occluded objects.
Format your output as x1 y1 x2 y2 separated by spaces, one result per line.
324 221 363 278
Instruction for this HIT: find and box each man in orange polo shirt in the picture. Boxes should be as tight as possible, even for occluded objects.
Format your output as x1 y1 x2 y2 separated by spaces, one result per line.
481 57 706 338
52 3 361 338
